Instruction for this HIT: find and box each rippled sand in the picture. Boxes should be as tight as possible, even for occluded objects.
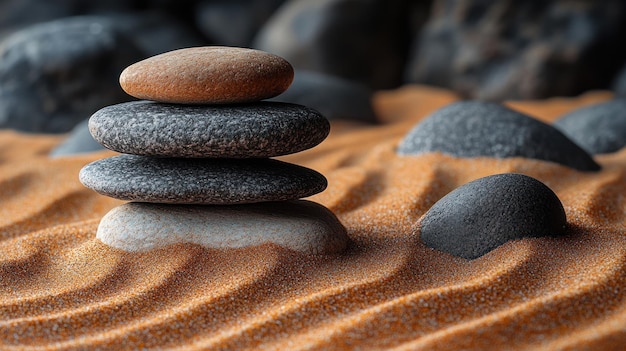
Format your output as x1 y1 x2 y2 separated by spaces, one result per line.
1 86 625 350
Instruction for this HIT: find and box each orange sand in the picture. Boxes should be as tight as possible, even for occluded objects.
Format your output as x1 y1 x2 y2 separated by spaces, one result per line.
1 86 625 350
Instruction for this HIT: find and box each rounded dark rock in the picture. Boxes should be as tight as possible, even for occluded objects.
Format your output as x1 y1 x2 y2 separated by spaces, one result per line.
0 16 143 133
397 101 600 171
419 173 567 260
270 70 377 123
253 0 411 89
89 101 330 158
79 155 328 204
50 119 104 158
553 99 626 155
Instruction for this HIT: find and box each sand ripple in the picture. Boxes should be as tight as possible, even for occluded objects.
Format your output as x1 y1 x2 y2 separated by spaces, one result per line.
1 89 626 349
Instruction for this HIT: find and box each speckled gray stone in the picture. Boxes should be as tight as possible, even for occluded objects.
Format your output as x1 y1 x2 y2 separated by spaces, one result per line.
79 155 327 204
97 200 349 254
397 101 600 172
419 173 567 260
89 100 330 158
553 99 626 155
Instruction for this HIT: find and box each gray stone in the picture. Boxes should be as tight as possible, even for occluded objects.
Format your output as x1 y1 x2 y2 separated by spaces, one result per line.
194 0 286 47
554 99 626 154
405 0 626 100
419 173 567 260
253 0 413 89
397 101 600 172
0 16 143 133
270 70 378 123
107 12 208 57
49 119 104 158
614 64 626 97
89 101 330 158
79 155 327 204
97 200 348 254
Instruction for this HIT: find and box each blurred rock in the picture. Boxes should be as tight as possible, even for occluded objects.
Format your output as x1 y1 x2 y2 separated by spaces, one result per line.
270 70 377 123
195 0 285 47
253 0 416 90
109 11 207 56
613 64 626 97
0 16 143 133
49 119 104 157
405 0 626 100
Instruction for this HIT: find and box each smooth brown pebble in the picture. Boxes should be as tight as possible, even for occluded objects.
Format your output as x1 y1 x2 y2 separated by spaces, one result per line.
119 46 294 104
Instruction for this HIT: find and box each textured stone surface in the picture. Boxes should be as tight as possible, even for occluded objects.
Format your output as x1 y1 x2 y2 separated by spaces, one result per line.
397 101 600 171
419 173 567 260
89 100 329 158
405 0 626 100
554 99 626 155
79 155 327 204
119 46 294 104
50 119 104 158
97 200 348 254
0 16 143 133
253 0 419 89
270 70 377 123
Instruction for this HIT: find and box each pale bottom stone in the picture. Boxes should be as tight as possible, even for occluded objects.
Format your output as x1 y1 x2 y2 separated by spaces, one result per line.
96 200 349 254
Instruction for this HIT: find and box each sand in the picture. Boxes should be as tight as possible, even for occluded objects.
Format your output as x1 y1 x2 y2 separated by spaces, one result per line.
1 85 625 350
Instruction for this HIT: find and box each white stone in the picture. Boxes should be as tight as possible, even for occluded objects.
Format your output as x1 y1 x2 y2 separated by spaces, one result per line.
96 201 348 254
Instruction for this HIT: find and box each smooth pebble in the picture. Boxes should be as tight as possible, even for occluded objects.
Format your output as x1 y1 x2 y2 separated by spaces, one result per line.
419 173 567 260
79 155 327 204
97 200 349 254
554 99 626 154
119 46 294 104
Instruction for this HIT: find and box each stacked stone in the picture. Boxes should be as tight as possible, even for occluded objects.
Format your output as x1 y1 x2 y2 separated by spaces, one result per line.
79 46 348 255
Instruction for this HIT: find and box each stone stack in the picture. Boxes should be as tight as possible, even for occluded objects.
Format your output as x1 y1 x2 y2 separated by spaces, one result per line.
79 46 348 255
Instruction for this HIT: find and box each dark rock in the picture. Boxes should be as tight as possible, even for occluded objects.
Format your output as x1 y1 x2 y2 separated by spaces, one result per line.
0 0 140 42
419 173 567 259
106 11 208 57
0 16 143 133
405 0 626 100
397 101 600 171
270 70 377 123
554 99 626 154
49 119 104 158
253 0 413 89
194 0 286 47
89 101 329 158
79 155 328 204
613 64 626 97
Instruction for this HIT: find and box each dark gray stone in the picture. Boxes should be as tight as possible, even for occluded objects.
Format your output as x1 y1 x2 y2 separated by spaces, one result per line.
553 99 626 155
405 0 626 100
194 0 285 47
253 0 413 89
89 101 330 158
109 12 208 57
270 70 377 123
79 155 328 204
397 101 600 171
420 173 567 259
614 64 626 97
0 16 143 133
49 119 104 158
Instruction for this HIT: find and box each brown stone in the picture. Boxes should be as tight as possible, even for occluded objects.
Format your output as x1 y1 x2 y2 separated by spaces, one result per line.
119 46 294 104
